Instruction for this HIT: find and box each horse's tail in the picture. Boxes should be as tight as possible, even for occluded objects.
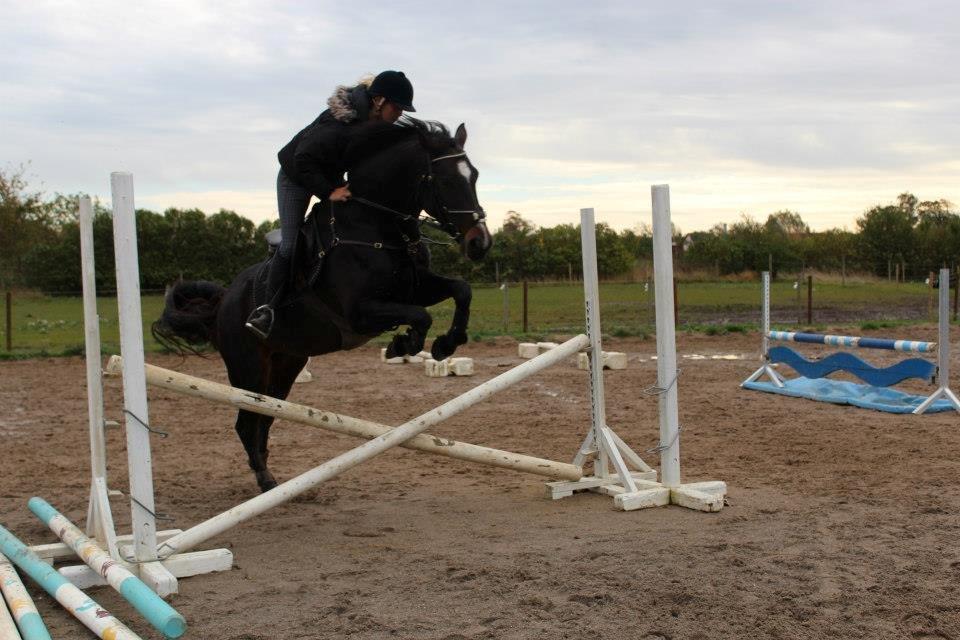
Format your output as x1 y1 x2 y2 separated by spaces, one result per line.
151 280 225 355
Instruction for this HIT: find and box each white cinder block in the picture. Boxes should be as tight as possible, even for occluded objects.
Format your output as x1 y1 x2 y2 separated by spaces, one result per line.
425 357 475 377
577 351 628 371
449 357 475 376
603 351 628 369
518 343 539 358
536 341 560 353
425 359 449 377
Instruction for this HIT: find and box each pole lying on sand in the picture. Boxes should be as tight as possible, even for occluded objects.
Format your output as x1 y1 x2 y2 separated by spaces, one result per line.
0 552 51 640
27 498 187 639
0 525 144 640
103 356 583 482
156 334 590 559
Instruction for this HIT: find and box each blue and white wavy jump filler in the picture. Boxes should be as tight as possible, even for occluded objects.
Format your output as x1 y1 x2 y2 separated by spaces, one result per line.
743 269 960 415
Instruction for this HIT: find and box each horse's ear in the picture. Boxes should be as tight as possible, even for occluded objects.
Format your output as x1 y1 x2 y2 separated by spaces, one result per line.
455 123 467 148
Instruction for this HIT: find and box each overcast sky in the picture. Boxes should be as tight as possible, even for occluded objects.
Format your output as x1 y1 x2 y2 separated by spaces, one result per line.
3 1 958 233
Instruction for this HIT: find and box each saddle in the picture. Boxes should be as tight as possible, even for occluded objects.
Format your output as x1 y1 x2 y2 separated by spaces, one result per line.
253 208 333 310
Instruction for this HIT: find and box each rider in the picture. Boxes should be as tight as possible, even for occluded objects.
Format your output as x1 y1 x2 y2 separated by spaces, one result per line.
245 70 416 338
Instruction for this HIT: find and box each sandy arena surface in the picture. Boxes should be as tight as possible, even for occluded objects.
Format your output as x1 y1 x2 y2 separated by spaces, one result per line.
2 329 960 639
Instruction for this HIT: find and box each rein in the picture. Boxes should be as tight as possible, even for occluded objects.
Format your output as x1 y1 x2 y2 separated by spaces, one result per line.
326 148 486 256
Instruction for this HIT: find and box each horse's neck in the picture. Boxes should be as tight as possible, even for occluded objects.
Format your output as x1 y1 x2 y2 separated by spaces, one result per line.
331 200 415 239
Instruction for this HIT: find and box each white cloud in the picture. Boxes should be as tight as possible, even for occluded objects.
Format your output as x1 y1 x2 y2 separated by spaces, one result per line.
2 0 959 233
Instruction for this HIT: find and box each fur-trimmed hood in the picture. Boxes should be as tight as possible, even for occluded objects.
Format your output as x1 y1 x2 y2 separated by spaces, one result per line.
327 76 374 123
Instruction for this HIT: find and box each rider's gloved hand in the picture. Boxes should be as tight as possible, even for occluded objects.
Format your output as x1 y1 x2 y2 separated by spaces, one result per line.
329 185 352 202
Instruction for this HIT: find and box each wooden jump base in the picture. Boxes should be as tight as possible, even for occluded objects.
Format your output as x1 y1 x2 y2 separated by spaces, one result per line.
743 269 960 414
103 357 582 481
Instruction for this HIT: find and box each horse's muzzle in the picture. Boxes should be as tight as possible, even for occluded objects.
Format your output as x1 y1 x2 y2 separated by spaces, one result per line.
463 223 492 261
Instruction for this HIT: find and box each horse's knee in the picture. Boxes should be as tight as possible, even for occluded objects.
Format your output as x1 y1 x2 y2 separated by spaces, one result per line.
451 281 472 305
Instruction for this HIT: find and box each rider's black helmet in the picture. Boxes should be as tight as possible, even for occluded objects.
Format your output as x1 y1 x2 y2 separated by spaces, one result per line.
369 70 416 112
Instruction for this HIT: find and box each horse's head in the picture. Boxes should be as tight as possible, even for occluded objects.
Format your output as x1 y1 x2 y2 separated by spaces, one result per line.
416 122 492 261
345 118 492 262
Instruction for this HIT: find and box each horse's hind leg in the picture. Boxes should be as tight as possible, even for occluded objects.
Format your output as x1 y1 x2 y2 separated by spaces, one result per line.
224 347 302 493
258 353 309 482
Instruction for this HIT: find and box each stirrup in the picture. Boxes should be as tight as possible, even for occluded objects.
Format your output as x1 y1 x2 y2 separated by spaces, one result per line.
245 305 274 339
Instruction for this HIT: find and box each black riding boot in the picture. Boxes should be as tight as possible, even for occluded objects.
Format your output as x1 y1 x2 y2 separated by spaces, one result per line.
245 254 290 339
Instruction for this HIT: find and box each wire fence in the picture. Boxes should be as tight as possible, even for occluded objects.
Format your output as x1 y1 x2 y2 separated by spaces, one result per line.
1 277 951 357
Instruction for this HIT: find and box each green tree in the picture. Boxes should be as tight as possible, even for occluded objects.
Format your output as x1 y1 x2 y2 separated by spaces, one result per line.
855 200 916 277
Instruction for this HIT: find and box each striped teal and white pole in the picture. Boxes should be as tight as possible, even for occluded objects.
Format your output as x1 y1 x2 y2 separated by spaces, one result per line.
0 552 50 640
28 498 186 639
767 330 936 353
0 524 145 640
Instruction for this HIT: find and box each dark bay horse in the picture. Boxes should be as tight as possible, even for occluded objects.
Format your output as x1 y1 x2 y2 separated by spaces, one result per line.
153 118 492 491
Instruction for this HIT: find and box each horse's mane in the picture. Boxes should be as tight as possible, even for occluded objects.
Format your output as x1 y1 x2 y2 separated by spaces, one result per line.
344 117 458 170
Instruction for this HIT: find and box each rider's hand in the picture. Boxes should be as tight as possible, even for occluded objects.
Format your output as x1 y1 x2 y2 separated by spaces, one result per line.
329 185 352 202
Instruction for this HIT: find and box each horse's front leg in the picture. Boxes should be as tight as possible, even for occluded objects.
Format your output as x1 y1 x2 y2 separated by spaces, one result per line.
351 299 433 359
413 269 472 361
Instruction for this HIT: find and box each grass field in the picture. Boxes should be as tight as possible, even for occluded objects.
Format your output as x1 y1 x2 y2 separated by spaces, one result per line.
1 279 941 358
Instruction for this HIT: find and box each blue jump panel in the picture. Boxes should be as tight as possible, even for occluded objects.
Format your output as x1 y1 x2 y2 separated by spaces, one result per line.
768 346 936 387
743 377 955 414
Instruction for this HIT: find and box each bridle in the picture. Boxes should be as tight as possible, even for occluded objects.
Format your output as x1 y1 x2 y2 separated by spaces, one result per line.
423 152 487 237
349 150 487 242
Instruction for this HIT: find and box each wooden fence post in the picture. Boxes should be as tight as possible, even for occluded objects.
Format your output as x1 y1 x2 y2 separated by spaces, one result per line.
954 266 959 321
672 277 679 328
806 275 813 325
501 283 509 333
4 291 10 351
522 281 529 333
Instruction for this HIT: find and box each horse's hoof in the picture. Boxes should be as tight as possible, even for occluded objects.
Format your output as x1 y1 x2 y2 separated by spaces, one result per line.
259 479 278 493
431 335 455 361
257 471 278 493
385 338 405 359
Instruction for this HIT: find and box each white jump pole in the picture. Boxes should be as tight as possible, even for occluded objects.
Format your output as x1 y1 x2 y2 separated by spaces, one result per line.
78 196 119 556
651 185 681 487
157 334 590 559
0 552 49 640
28 498 186 639
103 357 582 481
0 593 21 640
0 526 144 640
110 173 160 566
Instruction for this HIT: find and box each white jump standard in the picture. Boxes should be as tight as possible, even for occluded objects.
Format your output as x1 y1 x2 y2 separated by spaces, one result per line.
547 190 726 512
